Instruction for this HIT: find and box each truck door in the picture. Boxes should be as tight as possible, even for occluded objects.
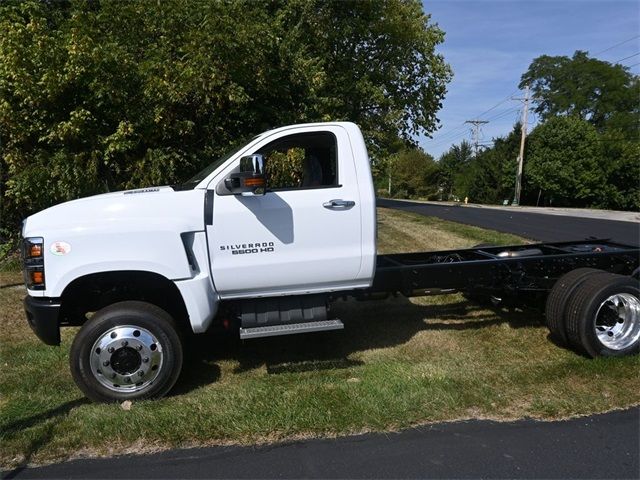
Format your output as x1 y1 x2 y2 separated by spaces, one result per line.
206 126 364 297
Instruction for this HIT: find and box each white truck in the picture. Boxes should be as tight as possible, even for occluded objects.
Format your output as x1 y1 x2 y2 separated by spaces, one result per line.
21 122 640 402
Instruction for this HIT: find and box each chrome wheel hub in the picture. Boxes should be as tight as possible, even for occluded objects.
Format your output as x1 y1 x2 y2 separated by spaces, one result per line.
594 293 640 350
90 325 163 393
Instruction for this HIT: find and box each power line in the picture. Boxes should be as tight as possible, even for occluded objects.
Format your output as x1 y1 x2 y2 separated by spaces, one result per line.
593 35 640 56
428 122 485 148
484 107 521 123
428 124 471 143
614 52 640 63
426 130 472 150
625 62 640 68
475 90 519 119
426 107 522 151
425 92 519 148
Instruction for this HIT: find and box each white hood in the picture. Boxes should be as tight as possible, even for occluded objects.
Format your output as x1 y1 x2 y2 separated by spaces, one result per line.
23 186 205 237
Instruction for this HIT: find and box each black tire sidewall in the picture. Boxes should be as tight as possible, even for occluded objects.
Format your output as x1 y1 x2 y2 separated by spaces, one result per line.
545 268 603 344
70 301 183 403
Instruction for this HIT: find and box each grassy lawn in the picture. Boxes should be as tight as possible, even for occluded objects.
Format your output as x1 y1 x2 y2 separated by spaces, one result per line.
1 208 639 468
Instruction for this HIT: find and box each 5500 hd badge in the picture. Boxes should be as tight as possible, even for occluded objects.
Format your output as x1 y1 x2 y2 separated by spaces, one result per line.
220 242 275 255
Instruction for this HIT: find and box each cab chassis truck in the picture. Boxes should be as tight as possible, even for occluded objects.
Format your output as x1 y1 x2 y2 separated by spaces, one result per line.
21 122 640 402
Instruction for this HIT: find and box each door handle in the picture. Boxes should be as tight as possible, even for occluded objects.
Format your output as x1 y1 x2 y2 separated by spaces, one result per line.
323 199 355 210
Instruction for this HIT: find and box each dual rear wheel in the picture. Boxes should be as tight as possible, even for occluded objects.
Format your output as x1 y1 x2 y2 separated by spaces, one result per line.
545 269 640 357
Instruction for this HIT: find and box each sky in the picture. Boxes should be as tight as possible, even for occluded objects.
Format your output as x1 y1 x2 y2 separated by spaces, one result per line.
419 0 640 158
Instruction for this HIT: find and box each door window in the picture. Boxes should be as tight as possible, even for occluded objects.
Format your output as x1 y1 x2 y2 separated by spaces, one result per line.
255 132 338 190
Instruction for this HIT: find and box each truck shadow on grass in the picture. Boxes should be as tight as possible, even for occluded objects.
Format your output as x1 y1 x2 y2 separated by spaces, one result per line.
176 295 542 393
2 398 89 479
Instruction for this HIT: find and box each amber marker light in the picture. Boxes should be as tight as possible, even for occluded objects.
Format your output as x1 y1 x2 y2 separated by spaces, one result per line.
29 244 43 258
31 271 44 285
244 177 266 187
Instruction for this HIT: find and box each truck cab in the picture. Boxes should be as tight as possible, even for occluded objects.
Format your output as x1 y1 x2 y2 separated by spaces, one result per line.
21 122 377 402
201 122 376 298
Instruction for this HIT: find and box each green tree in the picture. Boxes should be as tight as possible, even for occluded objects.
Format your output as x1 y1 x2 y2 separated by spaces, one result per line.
598 130 640 210
437 140 473 200
519 50 639 209
274 0 452 157
388 147 439 198
525 116 604 207
520 50 639 134
0 0 451 239
466 123 522 204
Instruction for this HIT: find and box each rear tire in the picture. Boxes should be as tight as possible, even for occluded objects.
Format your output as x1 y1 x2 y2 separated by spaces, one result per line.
565 275 640 357
545 268 605 344
70 301 183 403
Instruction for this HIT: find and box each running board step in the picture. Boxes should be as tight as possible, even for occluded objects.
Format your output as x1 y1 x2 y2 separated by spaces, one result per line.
239 319 344 340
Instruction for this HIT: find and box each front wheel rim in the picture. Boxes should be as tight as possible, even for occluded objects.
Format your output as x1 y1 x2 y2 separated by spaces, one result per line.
594 293 640 351
90 325 164 393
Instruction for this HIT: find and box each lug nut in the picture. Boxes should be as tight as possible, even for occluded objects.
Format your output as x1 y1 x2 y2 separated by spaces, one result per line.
125 378 131 383
138 371 144 377
121 340 128 347
137 345 143 351
108 347 115 354
112 373 117 379
143 357 149 363
103 360 110 367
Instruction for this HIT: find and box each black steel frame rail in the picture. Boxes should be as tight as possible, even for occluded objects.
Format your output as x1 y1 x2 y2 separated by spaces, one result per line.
368 240 640 297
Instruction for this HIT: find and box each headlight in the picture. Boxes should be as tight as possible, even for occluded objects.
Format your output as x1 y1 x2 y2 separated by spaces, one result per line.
23 237 45 290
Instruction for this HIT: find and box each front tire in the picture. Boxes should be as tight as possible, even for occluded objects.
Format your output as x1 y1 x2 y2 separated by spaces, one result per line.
70 301 183 402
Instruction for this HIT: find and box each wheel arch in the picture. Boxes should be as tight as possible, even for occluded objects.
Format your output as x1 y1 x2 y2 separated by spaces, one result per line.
59 270 191 333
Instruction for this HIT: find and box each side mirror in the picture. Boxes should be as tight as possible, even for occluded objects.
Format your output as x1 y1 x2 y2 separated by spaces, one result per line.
224 154 267 196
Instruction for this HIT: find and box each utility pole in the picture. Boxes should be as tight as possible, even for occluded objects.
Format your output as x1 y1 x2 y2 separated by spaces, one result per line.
464 120 489 157
512 85 531 206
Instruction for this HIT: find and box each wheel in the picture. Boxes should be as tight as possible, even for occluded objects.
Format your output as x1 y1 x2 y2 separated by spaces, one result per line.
564 274 640 357
545 268 606 344
70 301 183 402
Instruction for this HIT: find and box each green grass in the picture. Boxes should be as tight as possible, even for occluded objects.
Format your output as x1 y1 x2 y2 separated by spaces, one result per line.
1 208 638 469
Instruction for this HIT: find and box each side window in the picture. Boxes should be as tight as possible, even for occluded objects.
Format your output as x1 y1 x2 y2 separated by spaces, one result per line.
255 132 338 190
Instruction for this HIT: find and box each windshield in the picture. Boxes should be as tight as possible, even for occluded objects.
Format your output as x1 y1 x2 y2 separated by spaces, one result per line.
176 135 259 190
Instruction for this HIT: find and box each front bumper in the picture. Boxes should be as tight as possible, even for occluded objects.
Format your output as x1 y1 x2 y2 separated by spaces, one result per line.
24 296 61 346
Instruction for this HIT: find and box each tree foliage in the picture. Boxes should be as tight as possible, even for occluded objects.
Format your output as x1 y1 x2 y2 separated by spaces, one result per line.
0 0 451 237
520 50 639 134
519 50 639 209
464 127 520 204
388 147 439 198
598 130 640 210
525 116 603 207
437 140 473 199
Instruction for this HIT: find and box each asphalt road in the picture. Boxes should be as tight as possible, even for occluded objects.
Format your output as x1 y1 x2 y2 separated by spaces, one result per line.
9 407 639 479
378 199 640 246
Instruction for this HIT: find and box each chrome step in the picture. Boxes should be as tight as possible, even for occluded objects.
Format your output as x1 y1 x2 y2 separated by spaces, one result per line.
239 319 344 340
